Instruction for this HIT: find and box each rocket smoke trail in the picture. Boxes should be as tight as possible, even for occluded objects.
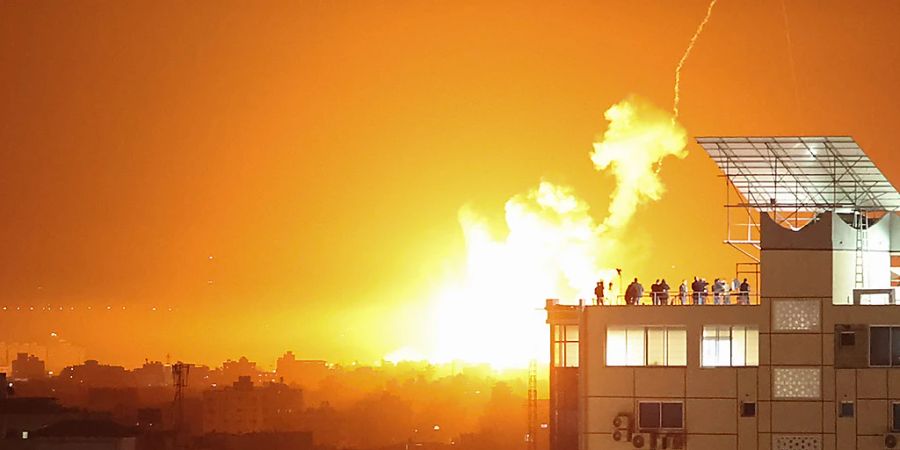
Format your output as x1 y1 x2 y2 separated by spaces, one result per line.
672 0 719 118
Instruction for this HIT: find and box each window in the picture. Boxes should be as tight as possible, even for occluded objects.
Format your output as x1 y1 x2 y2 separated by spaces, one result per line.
839 401 854 418
701 325 759 367
839 331 856 346
552 324 579 368
893 402 900 431
740 401 756 417
607 326 686 366
638 401 683 430
869 326 900 367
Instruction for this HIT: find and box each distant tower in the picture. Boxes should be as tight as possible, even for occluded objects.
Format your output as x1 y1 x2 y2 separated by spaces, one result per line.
172 362 190 434
526 359 538 450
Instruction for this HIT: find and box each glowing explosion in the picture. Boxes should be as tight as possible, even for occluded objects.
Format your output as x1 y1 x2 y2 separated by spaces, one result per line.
387 97 688 368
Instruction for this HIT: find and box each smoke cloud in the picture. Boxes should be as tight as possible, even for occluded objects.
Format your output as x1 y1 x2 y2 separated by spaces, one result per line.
590 97 688 230
405 96 688 367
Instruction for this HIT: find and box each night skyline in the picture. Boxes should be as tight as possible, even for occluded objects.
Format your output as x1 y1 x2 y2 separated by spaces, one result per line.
2 0 900 368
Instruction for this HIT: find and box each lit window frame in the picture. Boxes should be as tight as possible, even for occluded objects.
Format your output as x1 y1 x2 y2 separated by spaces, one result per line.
606 326 687 367
701 325 759 368
552 324 579 368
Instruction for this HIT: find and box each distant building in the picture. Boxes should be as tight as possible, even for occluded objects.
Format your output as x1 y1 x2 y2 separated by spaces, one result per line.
1 340 86 374
132 361 167 387
60 360 130 387
11 353 46 381
546 136 900 450
202 376 303 434
221 357 259 385
276 352 327 388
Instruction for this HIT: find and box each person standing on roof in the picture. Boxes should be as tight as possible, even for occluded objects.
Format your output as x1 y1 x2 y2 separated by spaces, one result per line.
679 280 688 305
700 278 710 305
739 278 751 305
626 278 643 305
650 279 660 305
659 279 670 305
594 281 605 306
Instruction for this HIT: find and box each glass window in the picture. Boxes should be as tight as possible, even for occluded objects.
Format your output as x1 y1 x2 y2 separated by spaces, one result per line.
667 328 687 366
638 402 660 429
840 331 856 346
552 324 579 368
732 327 746 366
625 327 645 366
661 403 683 428
871 326 891 366
606 328 627 366
893 403 900 431
740 402 756 417
892 328 900 366
565 325 579 342
647 328 666 366
638 401 683 430
565 342 579 367
702 325 759 367
607 326 686 366
745 327 759 366
839 401 854 418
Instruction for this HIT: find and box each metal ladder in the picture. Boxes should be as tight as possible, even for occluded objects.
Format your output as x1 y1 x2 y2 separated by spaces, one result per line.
854 211 869 288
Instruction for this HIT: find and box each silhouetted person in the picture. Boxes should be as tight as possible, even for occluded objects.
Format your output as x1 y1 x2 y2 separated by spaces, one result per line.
650 279 661 305
691 277 701 304
713 278 724 304
625 278 643 305
739 278 751 304
659 279 670 305
678 280 688 305
595 281 605 306
700 278 710 305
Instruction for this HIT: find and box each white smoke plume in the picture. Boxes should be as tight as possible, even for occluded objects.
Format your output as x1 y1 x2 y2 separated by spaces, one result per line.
591 97 688 230
399 96 688 368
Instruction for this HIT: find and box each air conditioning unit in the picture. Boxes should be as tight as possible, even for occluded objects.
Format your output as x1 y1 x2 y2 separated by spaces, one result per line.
663 434 685 450
631 433 646 449
886 433 898 449
612 429 632 442
612 413 634 443
613 413 632 430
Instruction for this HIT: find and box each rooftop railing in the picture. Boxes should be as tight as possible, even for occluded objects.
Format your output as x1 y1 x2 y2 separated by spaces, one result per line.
591 292 761 306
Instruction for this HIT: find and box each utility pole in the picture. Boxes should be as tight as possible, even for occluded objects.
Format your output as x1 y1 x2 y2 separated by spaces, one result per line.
526 359 538 450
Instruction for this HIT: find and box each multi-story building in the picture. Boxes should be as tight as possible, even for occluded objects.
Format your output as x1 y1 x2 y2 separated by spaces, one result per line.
202 376 303 434
276 352 328 388
11 353 46 381
546 137 900 450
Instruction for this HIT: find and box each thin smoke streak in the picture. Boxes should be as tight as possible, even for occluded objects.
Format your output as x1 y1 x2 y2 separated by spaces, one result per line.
780 0 802 115
673 0 719 119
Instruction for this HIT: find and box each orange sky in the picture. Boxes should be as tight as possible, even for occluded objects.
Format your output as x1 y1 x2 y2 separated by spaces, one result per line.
1 0 899 368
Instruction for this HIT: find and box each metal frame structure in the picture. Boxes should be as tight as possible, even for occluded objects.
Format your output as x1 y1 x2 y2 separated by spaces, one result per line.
698 136 900 252
698 136 900 219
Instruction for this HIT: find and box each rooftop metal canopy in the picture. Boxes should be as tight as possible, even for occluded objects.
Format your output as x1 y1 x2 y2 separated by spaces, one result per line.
696 136 900 214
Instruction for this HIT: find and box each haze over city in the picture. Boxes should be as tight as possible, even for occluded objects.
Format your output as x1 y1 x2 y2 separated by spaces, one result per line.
3 2 900 450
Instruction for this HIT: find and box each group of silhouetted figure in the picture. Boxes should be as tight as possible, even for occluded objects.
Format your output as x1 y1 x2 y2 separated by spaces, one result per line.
593 277 752 306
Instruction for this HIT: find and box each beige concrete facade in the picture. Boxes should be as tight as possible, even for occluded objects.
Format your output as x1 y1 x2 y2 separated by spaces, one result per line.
548 212 900 450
